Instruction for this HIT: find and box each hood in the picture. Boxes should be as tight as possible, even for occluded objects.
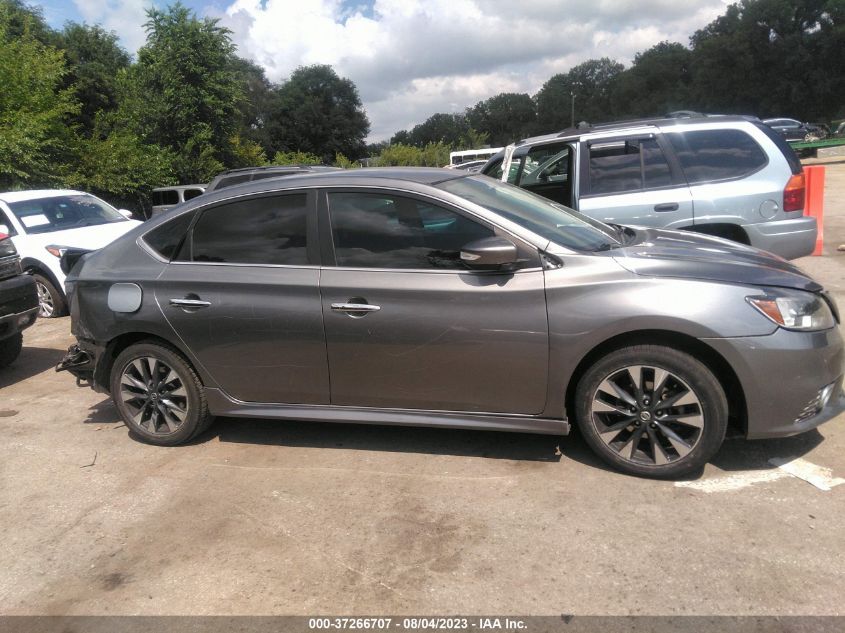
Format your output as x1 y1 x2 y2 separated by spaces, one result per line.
20 220 141 251
611 228 821 292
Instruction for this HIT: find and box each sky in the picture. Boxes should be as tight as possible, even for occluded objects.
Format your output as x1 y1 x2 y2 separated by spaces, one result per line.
35 0 732 141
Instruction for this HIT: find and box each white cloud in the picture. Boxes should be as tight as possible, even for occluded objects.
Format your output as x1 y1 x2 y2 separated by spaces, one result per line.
215 0 730 141
73 0 151 52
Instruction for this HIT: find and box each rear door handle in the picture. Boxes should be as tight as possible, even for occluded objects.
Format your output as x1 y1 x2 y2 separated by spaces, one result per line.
331 302 381 313
170 298 211 309
654 203 680 212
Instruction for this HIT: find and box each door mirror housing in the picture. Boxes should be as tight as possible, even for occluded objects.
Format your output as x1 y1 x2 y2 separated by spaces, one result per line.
0 223 9 237
118 209 133 219
460 236 519 270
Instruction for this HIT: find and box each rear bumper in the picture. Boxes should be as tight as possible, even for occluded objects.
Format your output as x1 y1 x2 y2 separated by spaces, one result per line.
703 326 844 439
742 216 817 260
0 274 39 341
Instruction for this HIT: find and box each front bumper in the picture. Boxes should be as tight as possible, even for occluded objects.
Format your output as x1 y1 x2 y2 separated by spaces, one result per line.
742 216 817 260
0 274 39 341
704 326 844 439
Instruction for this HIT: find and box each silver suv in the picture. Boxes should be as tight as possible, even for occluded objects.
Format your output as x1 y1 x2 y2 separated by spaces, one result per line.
482 116 816 260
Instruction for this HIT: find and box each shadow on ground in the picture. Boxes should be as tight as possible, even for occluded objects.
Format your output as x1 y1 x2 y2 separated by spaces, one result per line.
211 417 564 462
0 346 65 388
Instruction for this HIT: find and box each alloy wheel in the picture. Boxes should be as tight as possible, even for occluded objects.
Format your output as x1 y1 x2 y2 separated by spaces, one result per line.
590 365 704 466
119 356 189 435
36 281 54 318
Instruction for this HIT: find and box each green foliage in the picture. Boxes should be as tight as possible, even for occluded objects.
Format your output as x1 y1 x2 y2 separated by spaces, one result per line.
271 150 323 166
57 23 130 136
228 134 268 168
131 2 244 182
375 142 450 167
406 113 469 147
333 153 359 168
466 93 535 146
0 14 79 189
535 58 625 131
613 42 692 118
268 64 369 163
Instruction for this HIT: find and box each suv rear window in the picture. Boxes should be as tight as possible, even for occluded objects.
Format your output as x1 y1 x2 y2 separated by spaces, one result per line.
666 129 767 183
152 190 179 206
753 121 802 175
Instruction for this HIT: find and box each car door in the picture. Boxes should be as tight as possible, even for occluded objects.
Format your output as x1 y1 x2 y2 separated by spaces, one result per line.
318 188 549 415
154 190 330 405
514 141 576 207
577 135 695 230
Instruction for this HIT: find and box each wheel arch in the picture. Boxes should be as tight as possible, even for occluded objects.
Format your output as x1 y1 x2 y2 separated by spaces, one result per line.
95 331 198 393
21 258 64 295
681 223 750 245
564 329 748 437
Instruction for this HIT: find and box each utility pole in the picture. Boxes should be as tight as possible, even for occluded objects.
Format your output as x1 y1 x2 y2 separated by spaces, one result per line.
570 91 576 128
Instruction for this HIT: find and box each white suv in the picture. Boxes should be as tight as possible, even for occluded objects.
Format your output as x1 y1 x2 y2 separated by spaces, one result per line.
0 190 141 317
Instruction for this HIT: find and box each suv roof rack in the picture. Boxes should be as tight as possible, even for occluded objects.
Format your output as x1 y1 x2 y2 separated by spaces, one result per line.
552 114 759 138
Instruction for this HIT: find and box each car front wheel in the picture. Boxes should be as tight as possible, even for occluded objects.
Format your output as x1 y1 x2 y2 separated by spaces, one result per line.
32 273 66 318
575 345 728 478
110 341 213 445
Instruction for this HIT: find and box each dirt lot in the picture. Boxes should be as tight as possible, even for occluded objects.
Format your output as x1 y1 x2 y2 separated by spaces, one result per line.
1 158 844 616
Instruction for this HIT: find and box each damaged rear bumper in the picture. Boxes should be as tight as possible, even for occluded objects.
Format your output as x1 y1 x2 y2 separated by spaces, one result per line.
55 343 97 387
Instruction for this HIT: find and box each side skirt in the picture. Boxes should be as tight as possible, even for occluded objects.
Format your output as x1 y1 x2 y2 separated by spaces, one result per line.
204 388 570 436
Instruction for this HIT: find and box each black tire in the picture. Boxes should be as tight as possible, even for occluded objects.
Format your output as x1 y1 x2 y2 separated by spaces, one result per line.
110 341 213 446
575 345 728 479
32 273 67 318
0 333 23 368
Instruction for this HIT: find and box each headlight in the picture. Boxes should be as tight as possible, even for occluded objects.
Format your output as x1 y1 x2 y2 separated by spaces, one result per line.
747 289 835 331
45 245 70 258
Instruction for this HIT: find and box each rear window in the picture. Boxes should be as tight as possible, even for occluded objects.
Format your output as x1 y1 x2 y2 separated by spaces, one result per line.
143 212 194 260
214 174 253 190
753 122 802 175
183 188 204 201
666 129 768 183
152 190 179 206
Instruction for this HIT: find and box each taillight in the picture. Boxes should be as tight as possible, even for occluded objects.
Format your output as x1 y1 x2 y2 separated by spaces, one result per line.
784 172 805 212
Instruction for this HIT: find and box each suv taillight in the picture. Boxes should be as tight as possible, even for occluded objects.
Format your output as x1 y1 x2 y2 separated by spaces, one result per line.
784 172 805 212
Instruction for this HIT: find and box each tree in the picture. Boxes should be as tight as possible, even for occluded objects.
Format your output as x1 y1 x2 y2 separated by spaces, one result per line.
466 93 535 146
230 56 275 157
535 58 624 132
0 14 78 189
0 0 54 45
690 0 845 121
268 64 369 163
613 42 693 118
57 23 130 136
129 2 244 182
407 113 469 147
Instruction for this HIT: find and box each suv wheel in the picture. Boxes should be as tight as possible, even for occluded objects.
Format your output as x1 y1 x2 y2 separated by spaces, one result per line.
0 333 23 368
575 345 727 478
33 273 66 318
110 341 213 446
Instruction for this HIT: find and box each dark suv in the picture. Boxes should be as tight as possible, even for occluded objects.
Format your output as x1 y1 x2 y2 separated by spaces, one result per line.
482 116 816 260
0 234 38 368
205 165 339 193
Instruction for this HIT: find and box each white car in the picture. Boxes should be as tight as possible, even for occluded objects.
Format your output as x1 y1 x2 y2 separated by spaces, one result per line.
0 190 141 317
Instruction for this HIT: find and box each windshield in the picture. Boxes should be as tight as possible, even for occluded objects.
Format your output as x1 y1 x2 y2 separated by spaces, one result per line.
8 194 127 235
436 175 620 252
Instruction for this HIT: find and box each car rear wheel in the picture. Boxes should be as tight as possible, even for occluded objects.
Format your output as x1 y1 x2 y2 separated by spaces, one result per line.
575 345 728 478
32 273 66 318
110 341 213 446
0 333 23 368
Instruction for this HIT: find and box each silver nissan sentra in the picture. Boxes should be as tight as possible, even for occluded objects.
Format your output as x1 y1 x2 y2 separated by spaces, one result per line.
57 168 844 478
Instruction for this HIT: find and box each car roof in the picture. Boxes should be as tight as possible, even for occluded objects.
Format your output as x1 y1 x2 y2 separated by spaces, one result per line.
213 165 339 176
0 189 86 204
512 114 759 147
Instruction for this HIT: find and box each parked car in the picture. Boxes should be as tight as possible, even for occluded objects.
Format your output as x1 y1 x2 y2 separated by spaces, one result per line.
57 169 843 478
0 190 141 317
205 165 340 193
0 233 38 368
446 160 488 172
481 115 816 260
150 185 206 218
762 118 827 143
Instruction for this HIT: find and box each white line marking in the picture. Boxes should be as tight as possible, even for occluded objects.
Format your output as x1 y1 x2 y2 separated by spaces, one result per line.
768 456 845 491
675 470 789 492
675 457 845 493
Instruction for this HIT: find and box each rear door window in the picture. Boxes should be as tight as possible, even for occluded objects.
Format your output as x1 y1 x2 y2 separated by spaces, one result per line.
665 129 768 184
152 190 179 206
187 194 310 265
183 188 204 201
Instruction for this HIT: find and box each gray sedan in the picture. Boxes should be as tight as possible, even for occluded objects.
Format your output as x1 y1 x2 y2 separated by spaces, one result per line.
58 169 844 478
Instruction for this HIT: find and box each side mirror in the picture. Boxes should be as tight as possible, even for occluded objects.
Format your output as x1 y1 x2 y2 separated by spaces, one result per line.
460 236 519 270
0 223 9 237
118 209 133 219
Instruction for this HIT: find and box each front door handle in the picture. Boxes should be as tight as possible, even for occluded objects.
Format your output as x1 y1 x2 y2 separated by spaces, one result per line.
654 202 680 212
170 298 211 309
